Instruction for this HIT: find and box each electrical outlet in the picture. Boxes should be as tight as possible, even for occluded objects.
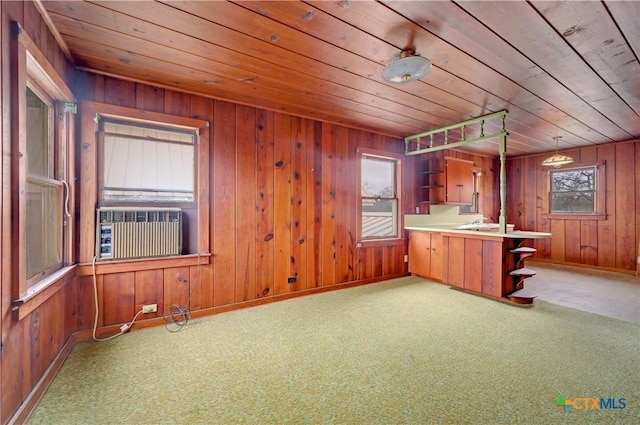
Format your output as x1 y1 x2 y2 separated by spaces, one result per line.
142 304 157 314
404 254 408 263
287 276 296 284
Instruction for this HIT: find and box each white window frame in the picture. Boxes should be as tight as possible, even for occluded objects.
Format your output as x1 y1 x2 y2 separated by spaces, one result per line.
544 161 607 220
358 148 402 241
12 23 76 305
549 166 597 213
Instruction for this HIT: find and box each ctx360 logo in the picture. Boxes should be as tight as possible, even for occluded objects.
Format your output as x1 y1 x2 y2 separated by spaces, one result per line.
556 396 626 413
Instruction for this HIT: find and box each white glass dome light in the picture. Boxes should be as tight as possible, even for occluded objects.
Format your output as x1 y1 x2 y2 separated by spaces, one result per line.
541 136 574 168
382 49 431 83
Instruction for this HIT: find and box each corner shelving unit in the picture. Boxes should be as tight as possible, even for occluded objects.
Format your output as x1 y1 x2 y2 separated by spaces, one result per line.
419 158 444 207
507 246 538 304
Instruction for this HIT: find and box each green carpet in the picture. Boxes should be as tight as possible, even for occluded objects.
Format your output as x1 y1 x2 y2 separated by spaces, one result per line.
27 277 639 424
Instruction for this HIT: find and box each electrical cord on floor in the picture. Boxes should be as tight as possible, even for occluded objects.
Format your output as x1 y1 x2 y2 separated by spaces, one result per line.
92 255 144 342
162 253 202 332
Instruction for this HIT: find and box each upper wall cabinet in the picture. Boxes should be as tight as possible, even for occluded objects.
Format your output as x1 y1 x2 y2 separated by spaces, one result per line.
444 158 474 204
419 157 474 206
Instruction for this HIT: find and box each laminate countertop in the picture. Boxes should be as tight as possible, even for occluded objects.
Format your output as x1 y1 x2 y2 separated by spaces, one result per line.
405 224 552 239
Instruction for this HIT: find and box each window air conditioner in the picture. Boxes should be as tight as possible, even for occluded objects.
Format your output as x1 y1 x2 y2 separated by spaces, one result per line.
96 207 182 261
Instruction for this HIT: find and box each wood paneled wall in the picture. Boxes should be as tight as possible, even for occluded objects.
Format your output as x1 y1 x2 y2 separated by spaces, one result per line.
2 2 635 424
2 3 410 421
506 140 639 273
73 72 409 324
1 1 81 423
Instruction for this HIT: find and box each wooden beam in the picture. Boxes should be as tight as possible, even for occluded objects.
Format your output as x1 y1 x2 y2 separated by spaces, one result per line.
404 110 507 155
405 110 510 233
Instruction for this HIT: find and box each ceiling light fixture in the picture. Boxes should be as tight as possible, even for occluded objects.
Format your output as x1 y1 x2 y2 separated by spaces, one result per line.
382 49 431 83
541 136 574 168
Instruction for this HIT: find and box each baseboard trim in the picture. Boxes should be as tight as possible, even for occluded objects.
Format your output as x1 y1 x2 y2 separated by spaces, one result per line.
79 273 411 338
529 259 637 276
10 272 410 423
8 332 82 425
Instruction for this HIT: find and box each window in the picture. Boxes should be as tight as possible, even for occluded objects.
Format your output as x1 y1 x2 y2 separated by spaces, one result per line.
25 87 64 287
360 150 401 240
460 168 482 214
99 120 196 202
13 23 76 301
550 166 597 213
79 101 210 263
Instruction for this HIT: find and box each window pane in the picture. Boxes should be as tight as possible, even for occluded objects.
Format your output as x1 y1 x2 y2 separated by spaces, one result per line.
361 154 399 239
551 169 595 192
361 157 395 197
26 87 51 178
549 167 596 213
551 192 595 213
26 179 62 281
362 199 397 238
102 121 195 202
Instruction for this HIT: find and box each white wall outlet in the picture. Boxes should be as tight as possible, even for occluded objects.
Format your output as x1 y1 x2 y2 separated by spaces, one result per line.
142 304 158 314
404 254 408 263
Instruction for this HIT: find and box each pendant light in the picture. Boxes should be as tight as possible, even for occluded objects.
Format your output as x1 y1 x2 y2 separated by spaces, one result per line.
541 136 574 168
382 49 431 83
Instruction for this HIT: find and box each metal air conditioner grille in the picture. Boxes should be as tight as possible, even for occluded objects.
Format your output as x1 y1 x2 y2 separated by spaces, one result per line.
96 207 182 260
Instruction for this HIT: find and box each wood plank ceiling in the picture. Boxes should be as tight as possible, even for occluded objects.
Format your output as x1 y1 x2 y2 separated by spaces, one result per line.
40 0 639 157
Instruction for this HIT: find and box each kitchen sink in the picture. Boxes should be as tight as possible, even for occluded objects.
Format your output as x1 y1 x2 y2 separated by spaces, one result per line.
454 223 513 232
455 223 498 230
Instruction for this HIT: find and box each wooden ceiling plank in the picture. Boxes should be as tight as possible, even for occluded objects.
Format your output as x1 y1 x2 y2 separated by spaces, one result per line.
87 0 463 128
77 43 529 157
160 0 558 153
311 0 616 151
44 18 438 132
82 1 592 154
229 1 510 130
232 0 396 67
69 46 426 137
40 0 635 156
51 17 434 133
374 0 629 144
307 0 608 153
75 62 415 140
455 0 639 138
48 0 586 151
237 0 601 152
531 0 640 117
604 0 640 61
159 0 480 127
424 72 603 149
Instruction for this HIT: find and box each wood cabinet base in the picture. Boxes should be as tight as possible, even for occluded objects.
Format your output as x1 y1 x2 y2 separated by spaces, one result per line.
408 230 544 305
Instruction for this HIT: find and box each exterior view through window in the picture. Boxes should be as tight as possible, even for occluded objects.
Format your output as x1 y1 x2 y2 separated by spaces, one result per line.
550 166 596 213
361 154 399 239
100 120 196 202
26 86 63 286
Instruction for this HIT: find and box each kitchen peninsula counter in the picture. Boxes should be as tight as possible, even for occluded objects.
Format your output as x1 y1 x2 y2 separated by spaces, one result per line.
405 224 551 239
405 224 551 304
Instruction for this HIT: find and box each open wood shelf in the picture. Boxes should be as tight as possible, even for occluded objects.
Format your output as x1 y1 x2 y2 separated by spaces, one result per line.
507 247 538 303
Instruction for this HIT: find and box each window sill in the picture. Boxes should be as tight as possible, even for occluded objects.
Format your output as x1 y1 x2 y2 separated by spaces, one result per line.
13 265 77 321
76 253 211 276
543 213 607 221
